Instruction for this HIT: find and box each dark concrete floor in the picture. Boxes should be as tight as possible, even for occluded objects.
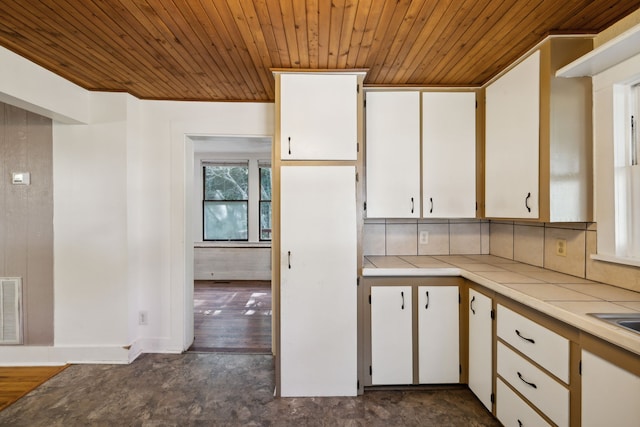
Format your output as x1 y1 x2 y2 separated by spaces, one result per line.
0 353 501 427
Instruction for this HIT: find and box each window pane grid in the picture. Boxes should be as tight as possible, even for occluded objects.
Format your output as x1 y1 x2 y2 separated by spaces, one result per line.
204 165 248 201
203 164 249 241
260 166 272 241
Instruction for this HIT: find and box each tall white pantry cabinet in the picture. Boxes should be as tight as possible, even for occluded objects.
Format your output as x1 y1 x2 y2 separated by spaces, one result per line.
273 71 365 397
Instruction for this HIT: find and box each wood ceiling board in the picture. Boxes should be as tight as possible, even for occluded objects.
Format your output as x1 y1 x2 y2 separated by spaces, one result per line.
0 0 638 101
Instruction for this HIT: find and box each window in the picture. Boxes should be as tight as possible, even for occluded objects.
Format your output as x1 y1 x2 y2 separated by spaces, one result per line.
203 163 249 240
259 164 272 241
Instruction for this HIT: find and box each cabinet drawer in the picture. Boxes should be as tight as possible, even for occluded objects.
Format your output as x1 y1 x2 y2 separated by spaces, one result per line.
497 342 569 427
497 378 551 427
497 304 569 383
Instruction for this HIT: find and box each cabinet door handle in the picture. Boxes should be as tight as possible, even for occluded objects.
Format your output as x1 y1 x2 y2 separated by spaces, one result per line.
287 251 291 269
518 420 523 427
401 291 405 310
424 291 430 309
410 197 414 214
515 329 535 344
470 296 476 314
525 192 531 212
288 137 291 155
429 197 433 214
517 371 537 389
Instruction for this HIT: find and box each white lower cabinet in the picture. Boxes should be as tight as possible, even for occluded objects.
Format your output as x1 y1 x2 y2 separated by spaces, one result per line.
370 284 459 386
468 288 493 411
497 342 569 427
497 378 551 427
418 286 459 383
581 350 640 427
370 286 413 385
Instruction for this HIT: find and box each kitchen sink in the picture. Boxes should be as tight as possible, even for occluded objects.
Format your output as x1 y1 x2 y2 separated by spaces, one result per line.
589 313 640 334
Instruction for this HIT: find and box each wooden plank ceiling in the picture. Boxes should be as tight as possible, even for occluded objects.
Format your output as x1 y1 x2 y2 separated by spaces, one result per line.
0 1 638 102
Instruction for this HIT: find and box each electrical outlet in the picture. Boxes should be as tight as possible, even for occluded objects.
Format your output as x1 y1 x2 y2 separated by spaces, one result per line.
138 311 148 325
419 231 429 244
556 239 567 257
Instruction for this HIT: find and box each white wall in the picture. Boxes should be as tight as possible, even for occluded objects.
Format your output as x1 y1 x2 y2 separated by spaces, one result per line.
139 101 274 351
0 46 89 124
0 46 274 364
53 92 130 351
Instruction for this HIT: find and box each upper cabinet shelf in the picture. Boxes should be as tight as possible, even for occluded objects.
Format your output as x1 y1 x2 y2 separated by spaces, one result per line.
557 25 640 77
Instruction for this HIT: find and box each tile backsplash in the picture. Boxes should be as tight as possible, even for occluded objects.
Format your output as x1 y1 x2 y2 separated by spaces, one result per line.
363 218 490 256
364 218 640 292
489 221 640 293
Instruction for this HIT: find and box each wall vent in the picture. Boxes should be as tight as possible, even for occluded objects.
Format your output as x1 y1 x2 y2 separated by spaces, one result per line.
0 277 23 344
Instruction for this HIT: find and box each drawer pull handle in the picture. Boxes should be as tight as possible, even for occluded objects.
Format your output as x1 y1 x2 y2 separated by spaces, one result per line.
515 329 535 344
401 291 405 310
517 371 537 389
425 291 430 309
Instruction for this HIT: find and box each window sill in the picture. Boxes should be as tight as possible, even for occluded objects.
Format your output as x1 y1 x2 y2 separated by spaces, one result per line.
194 242 271 249
590 253 640 268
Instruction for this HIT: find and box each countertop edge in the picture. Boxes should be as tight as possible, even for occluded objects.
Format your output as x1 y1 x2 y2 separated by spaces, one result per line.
362 268 461 277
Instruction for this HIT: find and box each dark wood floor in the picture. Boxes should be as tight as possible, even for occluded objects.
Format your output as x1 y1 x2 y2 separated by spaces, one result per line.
188 280 272 354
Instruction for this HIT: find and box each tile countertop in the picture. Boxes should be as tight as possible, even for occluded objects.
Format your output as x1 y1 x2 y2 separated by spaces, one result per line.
363 255 640 356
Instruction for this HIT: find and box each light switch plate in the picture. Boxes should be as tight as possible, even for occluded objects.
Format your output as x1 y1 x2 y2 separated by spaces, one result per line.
12 172 30 185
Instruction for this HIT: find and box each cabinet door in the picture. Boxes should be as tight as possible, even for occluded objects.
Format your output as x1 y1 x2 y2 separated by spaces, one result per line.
418 285 459 383
371 286 413 385
485 51 540 218
422 92 477 218
280 166 357 396
468 288 493 411
280 73 358 160
582 350 640 427
365 91 420 218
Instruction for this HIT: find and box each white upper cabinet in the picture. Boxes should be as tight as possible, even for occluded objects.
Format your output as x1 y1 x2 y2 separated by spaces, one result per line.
279 73 359 161
365 91 421 218
485 37 593 221
422 92 477 218
485 51 540 219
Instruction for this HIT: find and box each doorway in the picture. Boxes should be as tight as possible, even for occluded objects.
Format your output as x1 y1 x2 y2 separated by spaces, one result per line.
188 135 273 354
